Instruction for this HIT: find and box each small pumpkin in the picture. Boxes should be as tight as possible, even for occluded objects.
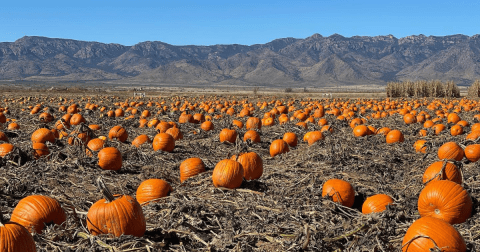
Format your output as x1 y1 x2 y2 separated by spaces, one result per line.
166 127 183 141
269 139 290 157
402 217 466 252
385 130 404 144
108 125 128 142
98 147 122 171
362 194 394 214
0 143 14 157
245 117 261 130
180 157 206 183
87 177 146 237
282 132 298 147
86 138 105 156
418 180 472 224
136 179 173 205
200 121 214 131
322 179 355 207
413 140 428 153
10 195 67 234
132 135 152 148
70 113 86 125
212 159 244 189
243 130 261 143
353 125 369 137
304 131 324 145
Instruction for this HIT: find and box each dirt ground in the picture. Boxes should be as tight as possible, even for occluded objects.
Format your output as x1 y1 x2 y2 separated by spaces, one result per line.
0 90 479 251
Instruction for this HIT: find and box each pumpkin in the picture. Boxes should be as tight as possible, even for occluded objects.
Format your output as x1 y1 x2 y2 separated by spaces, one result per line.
31 128 55 144
450 125 463 136
322 179 355 207
246 117 261 130
10 195 66 234
413 140 428 153
88 124 102 131
166 127 183 141
418 180 472 224
135 179 173 205
152 133 175 152
0 210 36 252
385 130 404 144
283 132 298 147
402 217 466 252
464 144 480 162
0 131 8 142
304 131 324 145
362 194 394 214
87 178 146 237
98 147 122 171
155 121 171 133
114 108 124 117
86 138 105 156
270 139 290 157
376 127 391 135
432 124 446 135
353 125 369 137
7 122 20 130
437 142 464 161
178 113 194 124
231 152 263 180
243 130 261 143
70 113 86 125
67 104 78 114
32 142 50 159
219 128 237 143
200 121 214 131
232 120 244 129
108 125 128 142
39 112 54 123
212 159 244 189
403 113 417 124
422 161 462 185
132 135 151 148
447 113 461 124
180 157 206 183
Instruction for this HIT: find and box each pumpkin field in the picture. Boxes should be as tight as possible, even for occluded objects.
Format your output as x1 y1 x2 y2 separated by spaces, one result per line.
2 92 480 251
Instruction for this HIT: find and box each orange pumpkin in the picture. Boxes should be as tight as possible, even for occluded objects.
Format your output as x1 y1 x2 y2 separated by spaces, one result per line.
152 133 175 152
135 179 172 205
212 159 244 189
418 180 472 224
402 217 466 252
422 161 462 185
219 128 237 143
437 142 464 161
231 152 263 180
269 139 290 157
464 144 480 162
322 179 355 207
179 157 206 183
98 147 122 170
362 194 394 214
385 130 404 144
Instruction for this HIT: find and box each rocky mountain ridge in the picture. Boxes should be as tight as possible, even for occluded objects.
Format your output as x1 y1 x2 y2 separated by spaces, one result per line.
1 34 480 86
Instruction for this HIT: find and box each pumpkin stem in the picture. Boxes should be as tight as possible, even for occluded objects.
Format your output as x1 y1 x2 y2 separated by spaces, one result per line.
96 177 115 202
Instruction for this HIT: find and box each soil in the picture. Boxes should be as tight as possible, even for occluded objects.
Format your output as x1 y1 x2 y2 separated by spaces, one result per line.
0 92 479 251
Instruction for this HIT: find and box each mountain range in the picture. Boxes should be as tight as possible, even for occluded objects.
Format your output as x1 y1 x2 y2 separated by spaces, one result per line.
1 34 480 87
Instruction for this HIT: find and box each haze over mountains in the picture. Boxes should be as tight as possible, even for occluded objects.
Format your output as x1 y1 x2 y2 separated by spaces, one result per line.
1 34 480 86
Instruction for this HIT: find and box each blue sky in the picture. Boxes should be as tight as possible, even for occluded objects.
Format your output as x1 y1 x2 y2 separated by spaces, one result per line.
0 0 479 46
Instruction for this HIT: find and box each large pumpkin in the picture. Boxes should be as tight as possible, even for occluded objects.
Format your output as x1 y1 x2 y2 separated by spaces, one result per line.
437 142 464 161
231 152 263 180
135 179 173 205
179 157 206 183
282 132 298 147
10 195 67 234
418 180 472 224
98 147 122 171
464 144 480 162
0 212 36 252
385 130 404 144
402 216 466 252
322 179 355 207
87 178 146 237
212 159 244 189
